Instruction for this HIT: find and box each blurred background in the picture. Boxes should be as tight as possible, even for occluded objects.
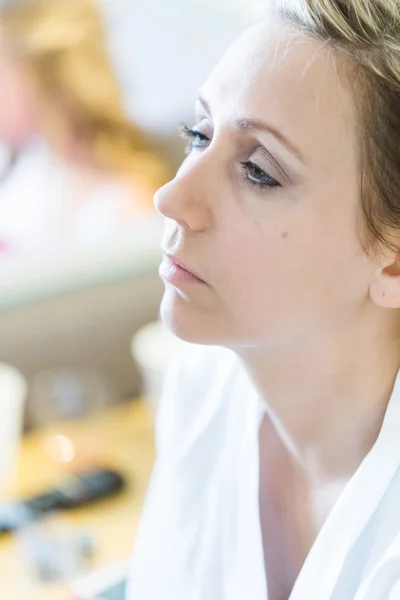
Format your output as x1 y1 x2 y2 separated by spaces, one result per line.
0 0 254 598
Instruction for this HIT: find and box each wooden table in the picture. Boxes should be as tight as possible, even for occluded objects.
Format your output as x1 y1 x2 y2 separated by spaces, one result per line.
0 399 155 600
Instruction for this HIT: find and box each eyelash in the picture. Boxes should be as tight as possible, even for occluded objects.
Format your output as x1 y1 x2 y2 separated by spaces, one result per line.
179 124 281 190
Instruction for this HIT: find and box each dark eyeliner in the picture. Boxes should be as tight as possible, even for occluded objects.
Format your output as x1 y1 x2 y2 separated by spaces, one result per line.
241 161 281 190
179 124 210 153
179 124 281 190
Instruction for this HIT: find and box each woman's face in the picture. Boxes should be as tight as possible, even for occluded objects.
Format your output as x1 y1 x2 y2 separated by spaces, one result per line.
156 19 377 348
0 42 37 148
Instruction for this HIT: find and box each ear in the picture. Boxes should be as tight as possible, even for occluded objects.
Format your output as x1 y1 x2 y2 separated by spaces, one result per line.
370 251 400 308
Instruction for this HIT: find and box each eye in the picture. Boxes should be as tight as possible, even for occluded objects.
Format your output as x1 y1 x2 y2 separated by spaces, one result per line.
241 160 281 190
179 124 210 154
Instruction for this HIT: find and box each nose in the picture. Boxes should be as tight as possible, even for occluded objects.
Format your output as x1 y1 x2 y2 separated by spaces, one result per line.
153 156 214 232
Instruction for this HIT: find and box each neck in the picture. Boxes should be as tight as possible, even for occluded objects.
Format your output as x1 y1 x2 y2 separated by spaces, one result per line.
236 319 400 484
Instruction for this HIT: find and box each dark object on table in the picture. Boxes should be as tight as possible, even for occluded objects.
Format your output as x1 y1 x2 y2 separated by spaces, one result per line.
0 468 126 534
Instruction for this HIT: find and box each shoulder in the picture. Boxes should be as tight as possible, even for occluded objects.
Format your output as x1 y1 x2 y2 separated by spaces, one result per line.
155 343 240 457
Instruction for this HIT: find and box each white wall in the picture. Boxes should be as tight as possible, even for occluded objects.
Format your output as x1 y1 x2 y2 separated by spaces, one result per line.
102 0 255 132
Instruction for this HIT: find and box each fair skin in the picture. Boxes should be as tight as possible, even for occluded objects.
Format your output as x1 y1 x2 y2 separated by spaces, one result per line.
0 35 90 165
155 18 400 600
0 36 141 226
0 31 101 169
0 41 38 149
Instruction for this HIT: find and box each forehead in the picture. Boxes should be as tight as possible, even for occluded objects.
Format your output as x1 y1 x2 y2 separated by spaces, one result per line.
201 19 358 169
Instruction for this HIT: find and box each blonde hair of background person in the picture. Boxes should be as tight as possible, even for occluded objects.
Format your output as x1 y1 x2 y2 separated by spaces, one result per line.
0 0 168 206
128 1 400 600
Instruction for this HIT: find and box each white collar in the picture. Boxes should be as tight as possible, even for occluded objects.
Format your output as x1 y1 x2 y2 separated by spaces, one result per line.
290 371 400 599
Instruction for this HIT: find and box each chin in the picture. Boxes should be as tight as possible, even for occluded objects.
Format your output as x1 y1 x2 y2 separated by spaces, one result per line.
159 290 225 346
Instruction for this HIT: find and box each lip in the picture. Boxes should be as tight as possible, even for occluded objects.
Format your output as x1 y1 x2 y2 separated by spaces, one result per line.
159 253 206 286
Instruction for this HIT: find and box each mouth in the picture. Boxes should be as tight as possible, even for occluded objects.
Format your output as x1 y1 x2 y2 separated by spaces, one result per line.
159 253 207 286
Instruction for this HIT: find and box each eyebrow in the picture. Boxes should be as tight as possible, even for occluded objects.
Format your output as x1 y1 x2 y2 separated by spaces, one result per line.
197 96 305 164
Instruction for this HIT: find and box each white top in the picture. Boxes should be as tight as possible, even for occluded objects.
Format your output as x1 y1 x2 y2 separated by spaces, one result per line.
0 141 141 257
128 344 400 600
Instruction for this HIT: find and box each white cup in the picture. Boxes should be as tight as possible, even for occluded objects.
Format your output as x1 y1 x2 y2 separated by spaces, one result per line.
0 364 27 486
131 322 185 415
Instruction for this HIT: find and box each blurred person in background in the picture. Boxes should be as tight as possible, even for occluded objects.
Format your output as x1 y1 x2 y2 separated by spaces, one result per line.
0 0 167 256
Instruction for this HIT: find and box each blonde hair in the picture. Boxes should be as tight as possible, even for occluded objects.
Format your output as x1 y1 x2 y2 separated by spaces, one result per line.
271 0 400 253
0 0 167 186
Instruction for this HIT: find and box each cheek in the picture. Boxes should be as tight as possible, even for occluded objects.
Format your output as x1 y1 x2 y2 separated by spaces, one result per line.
0 65 36 139
219 214 368 334
220 225 294 308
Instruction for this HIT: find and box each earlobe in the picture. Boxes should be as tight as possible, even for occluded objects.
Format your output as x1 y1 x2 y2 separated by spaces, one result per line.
370 254 400 309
